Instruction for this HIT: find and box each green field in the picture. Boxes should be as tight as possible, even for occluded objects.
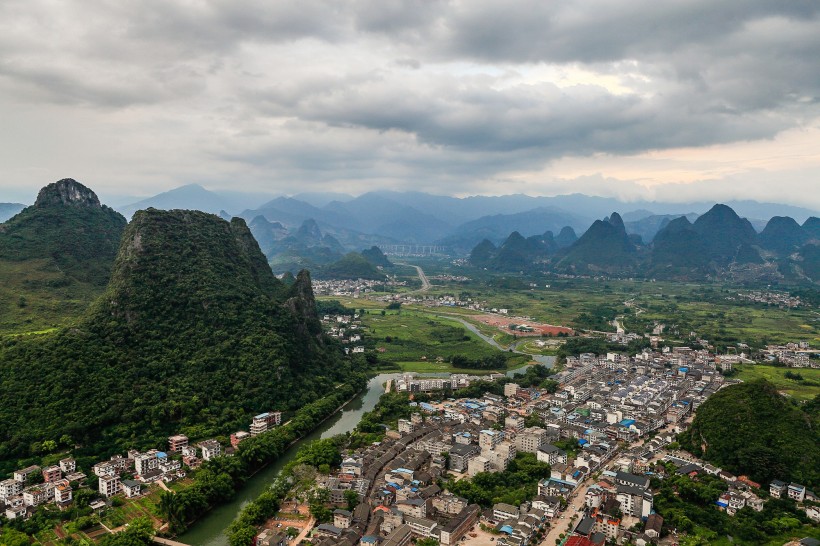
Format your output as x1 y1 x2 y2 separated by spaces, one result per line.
378 258 820 351
360 310 507 363
733 364 820 400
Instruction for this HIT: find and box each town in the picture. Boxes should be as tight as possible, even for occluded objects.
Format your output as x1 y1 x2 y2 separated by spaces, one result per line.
250 345 818 546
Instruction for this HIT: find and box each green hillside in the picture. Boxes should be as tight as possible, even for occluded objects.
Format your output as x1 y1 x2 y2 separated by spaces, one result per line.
679 379 819 488
0 209 366 467
0 179 127 334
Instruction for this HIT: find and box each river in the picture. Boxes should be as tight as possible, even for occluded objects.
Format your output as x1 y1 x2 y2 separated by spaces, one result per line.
180 357 554 546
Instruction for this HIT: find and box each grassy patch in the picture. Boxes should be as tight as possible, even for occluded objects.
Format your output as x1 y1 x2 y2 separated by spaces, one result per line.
361 311 504 362
733 364 820 400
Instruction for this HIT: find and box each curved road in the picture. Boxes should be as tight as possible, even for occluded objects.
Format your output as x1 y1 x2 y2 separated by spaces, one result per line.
396 262 431 292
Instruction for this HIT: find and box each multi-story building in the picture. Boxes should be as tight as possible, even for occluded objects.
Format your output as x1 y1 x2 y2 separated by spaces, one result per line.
59 458 76 473
199 439 222 461
515 427 547 453
250 412 282 436
397 419 415 434
99 475 121 497
479 429 504 451
42 465 62 483
438 504 479 545
168 435 189 453
23 483 53 506
467 456 490 477
0 479 23 501
134 452 159 477
13 465 41 483
53 479 73 504
537 444 568 465
449 444 480 472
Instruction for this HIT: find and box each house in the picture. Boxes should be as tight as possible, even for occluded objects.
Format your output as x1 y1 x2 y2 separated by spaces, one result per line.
537 444 568 465
770 479 787 498
493 502 520 522
168 435 189 453
23 483 53 506
645 513 663 538
42 465 62 483
59 458 76 473
334 509 353 529
439 504 479 545
788 483 807 502
230 431 251 448
53 479 73 505
250 411 282 436
0 479 23 501
122 479 142 498
13 465 41 483
315 524 344 539
449 443 480 472
256 529 288 546
198 439 222 461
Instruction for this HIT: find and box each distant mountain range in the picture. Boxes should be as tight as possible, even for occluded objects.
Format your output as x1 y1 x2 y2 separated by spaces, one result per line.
0 203 25 223
94 185 818 255
470 204 820 284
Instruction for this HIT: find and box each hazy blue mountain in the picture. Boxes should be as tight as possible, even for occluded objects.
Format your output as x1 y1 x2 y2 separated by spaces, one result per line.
290 191 354 208
0 203 25 223
323 192 453 242
469 239 497 268
758 216 810 255
803 217 820 241
555 212 638 274
361 246 392 268
554 226 578 248
442 206 588 252
624 213 699 243
118 184 271 218
690 204 758 262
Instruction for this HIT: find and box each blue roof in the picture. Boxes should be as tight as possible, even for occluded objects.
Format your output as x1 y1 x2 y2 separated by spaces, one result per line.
578 439 588 445
499 525 514 534
156 452 168 458
679 367 689 372
716 501 728 507
619 419 636 427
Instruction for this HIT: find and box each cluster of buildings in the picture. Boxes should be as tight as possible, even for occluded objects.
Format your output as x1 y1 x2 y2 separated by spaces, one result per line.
2 431 244 520
1 459 83 519
312 279 403 297
258 344 740 546
733 290 803 308
321 313 363 346
762 342 819 368
303 420 483 546
393 373 505 393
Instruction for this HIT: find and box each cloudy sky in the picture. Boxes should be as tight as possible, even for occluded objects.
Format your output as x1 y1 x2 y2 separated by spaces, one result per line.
1 0 819 208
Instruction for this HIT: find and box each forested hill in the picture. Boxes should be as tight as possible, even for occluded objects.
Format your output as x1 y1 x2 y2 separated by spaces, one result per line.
0 178 126 285
679 379 819 488
0 209 366 466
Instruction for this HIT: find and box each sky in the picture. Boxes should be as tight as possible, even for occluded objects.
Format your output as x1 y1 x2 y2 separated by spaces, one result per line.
1 1 819 208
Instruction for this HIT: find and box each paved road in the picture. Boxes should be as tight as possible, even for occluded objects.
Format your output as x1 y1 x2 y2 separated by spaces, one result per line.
396 263 431 292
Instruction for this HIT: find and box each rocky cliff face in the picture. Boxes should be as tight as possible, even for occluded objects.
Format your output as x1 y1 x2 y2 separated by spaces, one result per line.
34 178 102 208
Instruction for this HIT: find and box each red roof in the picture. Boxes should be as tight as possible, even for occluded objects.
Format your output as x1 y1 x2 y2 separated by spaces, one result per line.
565 537 596 546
